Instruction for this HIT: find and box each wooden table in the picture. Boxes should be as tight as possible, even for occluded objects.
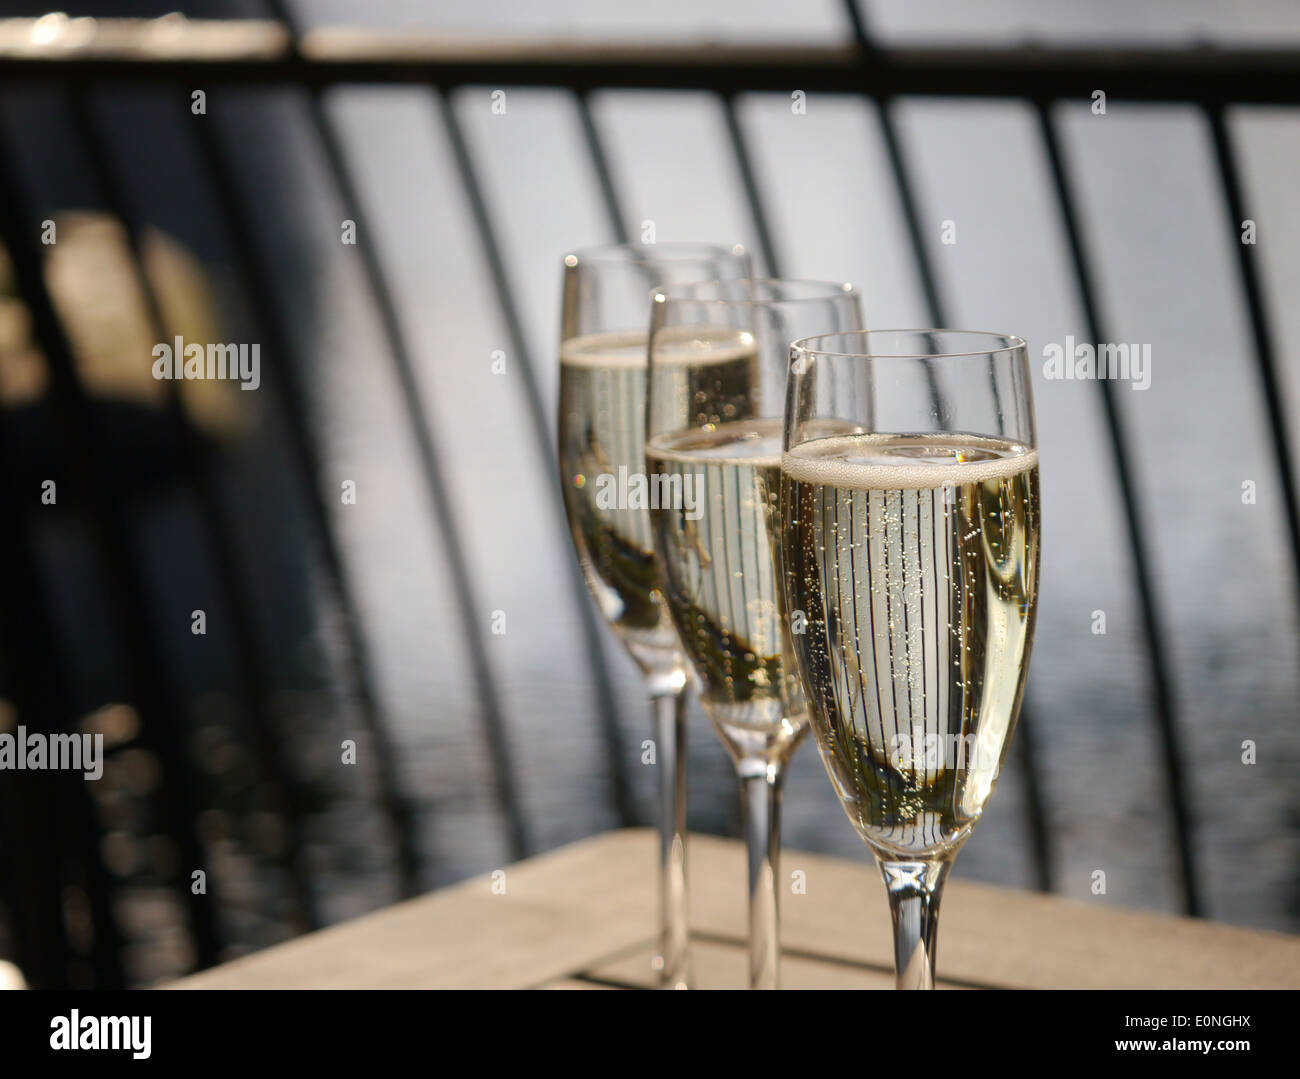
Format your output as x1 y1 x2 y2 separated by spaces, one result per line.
173 828 1300 990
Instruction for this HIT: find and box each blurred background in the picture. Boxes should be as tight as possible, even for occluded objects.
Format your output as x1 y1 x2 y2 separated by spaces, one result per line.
0 0 1297 988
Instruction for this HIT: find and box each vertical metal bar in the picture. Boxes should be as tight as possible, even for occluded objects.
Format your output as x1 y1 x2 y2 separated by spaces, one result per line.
311 108 527 857
259 0 539 866
575 91 631 245
721 93 782 277
0 492 127 987
0 771 71 988
0 434 71 988
840 7 949 417
438 89 637 830
0 543 74 988
842 0 950 324
1036 99 1201 915
1207 105 1300 617
66 87 318 931
842 0 1054 892
0 137 224 966
265 0 529 859
0 394 128 987
185 113 425 893
874 101 951 326
1011 691 1053 892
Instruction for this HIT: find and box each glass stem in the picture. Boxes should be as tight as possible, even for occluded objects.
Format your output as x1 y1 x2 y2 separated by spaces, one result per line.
739 758 785 990
651 688 690 989
878 858 951 990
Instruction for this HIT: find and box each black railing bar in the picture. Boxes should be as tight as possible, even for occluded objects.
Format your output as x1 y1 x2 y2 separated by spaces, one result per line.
6 18 1300 74
841 6 950 418
0 138 224 966
1207 105 1300 621
571 96 665 290
46 741 131 986
437 89 637 831
1 20 1299 103
184 111 424 897
0 394 133 986
841 2 949 326
574 91 631 246
1011 690 1054 892
720 94 782 277
66 87 319 932
264 0 530 860
304 96 531 861
0 539 63 990
0 770 73 987
0 494 126 986
1035 99 1202 916
875 102 950 320
0 56 1293 104
868 103 957 425
844 0 1054 894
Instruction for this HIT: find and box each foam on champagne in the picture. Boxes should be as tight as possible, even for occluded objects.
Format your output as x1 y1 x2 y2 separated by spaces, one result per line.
560 330 646 368
560 326 757 368
782 433 1037 490
646 426 781 466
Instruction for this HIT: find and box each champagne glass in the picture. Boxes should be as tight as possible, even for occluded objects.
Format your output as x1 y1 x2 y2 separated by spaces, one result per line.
557 242 750 989
780 330 1040 990
644 280 864 989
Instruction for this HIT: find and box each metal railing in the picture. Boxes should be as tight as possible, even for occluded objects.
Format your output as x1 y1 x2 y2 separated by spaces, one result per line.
0 6 1296 985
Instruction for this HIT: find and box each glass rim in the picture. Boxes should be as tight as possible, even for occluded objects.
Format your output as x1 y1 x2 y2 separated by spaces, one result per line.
562 241 747 267
790 328 1027 360
651 277 858 307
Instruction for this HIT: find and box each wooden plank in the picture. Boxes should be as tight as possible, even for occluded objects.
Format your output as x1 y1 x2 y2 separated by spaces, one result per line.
585 937 907 990
541 978 615 990
682 832 1300 990
172 831 654 990
170 829 1300 989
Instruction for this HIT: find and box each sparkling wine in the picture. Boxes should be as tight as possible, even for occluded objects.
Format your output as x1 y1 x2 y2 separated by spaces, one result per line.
558 328 756 671
646 417 805 757
781 433 1040 858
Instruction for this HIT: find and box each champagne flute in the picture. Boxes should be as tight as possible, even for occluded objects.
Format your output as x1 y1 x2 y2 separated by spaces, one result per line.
557 242 750 989
644 280 863 989
780 330 1040 990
